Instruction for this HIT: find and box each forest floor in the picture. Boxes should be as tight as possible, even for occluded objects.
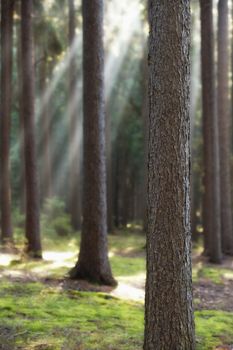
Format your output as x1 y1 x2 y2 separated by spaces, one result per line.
0 229 233 350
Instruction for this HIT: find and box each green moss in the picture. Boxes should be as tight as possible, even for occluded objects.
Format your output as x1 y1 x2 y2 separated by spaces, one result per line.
109 232 145 255
193 265 233 284
1 279 233 349
195 310 233 349
110 255 145 277
0 280 143 349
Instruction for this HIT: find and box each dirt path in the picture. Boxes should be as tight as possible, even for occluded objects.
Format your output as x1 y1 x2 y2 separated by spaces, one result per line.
1 252 233 312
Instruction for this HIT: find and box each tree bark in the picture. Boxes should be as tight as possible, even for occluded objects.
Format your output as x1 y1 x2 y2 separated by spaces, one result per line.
200 0 222 263
144 1 195 349
0 0 15 245
106 104 114 233
69 0 116 286
217 0 233 255
39 56 53 201
16 4 26 214
21 0 42 258
142 49 149 233
191 176 200 242
113 144 120 228
68 0 81 230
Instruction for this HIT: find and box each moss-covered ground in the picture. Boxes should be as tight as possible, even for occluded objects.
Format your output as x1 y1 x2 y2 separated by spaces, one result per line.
0 230 233 349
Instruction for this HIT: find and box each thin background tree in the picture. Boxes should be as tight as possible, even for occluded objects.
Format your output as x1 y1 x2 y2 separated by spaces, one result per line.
200 0 222 263
0 0 15 247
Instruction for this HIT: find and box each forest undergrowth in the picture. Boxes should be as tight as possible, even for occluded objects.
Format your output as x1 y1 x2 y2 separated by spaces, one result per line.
0 230 233 350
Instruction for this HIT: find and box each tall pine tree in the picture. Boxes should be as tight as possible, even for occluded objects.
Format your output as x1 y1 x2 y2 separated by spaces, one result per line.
69 0 116 285
0 0 15 247
21 0 42 258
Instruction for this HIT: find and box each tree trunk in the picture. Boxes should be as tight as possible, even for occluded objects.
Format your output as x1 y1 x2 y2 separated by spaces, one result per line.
106 104 114 233
217 0 233 255
0 0 15 246
39 56 53 201
144 1 195 349
69 0 116 286
16 4 26 213
68 0 81 230
142 49 149 233
200 0 222 263
113 145 120 228
21 0 42 258
191 175 200 242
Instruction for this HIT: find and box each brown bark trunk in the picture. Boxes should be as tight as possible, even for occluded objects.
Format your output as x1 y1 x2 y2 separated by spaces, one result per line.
68 0 81 230
191 176 199 242
144 1 195 349
232 1 233 153
106 104 113 233
21 0 42 258
217 0 233 255
113 145 120 228
39 56 52 201
142 49 149 233
200 0 222 263
69 0 116 286
0 0 15 245
16 5 26 214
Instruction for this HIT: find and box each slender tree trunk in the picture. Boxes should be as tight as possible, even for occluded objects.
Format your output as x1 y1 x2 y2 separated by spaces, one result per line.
39 56 52 201
144 1 195 349
21 0 42 258
106 104 113 233
0 0 15 246
69 0 116 286
16 7 26 213
142 49 149 233
232 1 233 154
217 0 233 255
68 0 81 230
191 176 199 242
113 145 120 228
200 0 222 263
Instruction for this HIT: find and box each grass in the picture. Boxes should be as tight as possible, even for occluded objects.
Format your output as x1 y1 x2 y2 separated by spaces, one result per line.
0 280 144 350
1 230 233 349
196 310 233 349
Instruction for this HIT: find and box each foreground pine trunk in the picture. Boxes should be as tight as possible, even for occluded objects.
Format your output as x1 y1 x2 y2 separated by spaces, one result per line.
200 0 222 263
217 0 233 255
0 0 15 246
21 0 42 258
69 0 116 286
144 1 195 349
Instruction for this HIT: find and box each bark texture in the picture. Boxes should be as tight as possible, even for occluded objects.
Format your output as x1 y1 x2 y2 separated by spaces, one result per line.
21 0 42 258
17 6 26 213
0 0 15 245
200 0 222 263
69 0 116 286
144 1 195 349
39 57 52 201
106 104 113 233
217 0 233 255
68 0 81 230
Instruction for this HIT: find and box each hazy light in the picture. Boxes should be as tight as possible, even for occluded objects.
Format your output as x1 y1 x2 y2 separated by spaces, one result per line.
34 0 145 200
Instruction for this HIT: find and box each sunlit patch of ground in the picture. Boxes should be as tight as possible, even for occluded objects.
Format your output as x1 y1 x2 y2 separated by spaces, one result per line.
111 273 145 301
0 253 19 267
